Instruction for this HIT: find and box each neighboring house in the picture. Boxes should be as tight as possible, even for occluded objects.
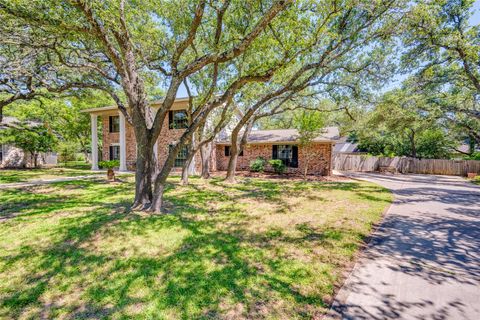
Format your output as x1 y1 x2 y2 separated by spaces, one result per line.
0 116 57 168
83 99 339 176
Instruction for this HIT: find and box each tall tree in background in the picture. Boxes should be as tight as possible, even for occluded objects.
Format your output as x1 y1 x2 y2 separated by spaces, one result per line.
294 110 324 179
355 87 456 159
403 0 480 121
223 0 403 182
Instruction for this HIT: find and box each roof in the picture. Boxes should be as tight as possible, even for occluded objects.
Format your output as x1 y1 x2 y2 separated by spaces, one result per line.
0 116 19 127
217 127 340 144
0 116 41 129
81 97 194 114
334 141 359 153
455 143 480 153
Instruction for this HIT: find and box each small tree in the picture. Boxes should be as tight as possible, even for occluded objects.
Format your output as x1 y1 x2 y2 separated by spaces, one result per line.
294 110 324 179
0 122 57 168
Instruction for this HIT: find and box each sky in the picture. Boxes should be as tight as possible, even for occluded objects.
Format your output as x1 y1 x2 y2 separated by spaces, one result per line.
174 1 480 98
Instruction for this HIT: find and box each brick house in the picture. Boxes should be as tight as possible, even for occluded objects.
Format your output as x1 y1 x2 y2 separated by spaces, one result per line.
83 99 338 176
216 128 338 175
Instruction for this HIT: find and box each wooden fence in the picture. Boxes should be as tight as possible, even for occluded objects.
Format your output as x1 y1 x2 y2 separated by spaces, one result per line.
333 154 480 176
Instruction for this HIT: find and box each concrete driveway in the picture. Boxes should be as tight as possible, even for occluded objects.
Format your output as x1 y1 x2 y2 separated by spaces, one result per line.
329 173 480 320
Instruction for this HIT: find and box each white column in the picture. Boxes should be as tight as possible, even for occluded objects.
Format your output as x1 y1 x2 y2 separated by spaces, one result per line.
90 114 99 170
119 111 127 171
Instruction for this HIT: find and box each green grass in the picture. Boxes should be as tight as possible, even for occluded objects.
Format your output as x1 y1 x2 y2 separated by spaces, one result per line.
0 167 100 184
0 176 392 319
472 176 480 185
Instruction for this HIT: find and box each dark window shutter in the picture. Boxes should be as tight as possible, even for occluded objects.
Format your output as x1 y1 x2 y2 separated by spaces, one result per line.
109 145 113 160
292 145 298 168
225 146 230 156
109 116 113 133
272 145 278 159
168 111 173 129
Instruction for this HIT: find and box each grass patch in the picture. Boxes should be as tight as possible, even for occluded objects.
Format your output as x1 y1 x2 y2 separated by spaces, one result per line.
0 167 100 184
0 176 392 319
471 176 480 185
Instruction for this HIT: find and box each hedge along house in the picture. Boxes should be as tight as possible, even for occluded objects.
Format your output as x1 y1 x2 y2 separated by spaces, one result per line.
216 128 339 175
83 98 338 176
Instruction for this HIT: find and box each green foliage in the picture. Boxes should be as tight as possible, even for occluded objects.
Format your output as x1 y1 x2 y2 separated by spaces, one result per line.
294 110 325 146
465 152 480 160
98 160 119 170
0 122 57 166
415 129 454 159
472 176 480 185
357 128 454 159
4 90 110 160
249 157 266 172
355 88 459 159
57 141 78 164
268 159 286 174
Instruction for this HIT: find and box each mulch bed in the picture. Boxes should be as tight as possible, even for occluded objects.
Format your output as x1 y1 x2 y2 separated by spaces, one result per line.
212 171 352 182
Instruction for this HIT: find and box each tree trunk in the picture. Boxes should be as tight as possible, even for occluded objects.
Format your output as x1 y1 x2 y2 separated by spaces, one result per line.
149 150 178 213
409 129 416 158
131 101 156 210
225 138 240 183
225 120 253 183
83 150 90 164
200 142 211 179
180 148 195 186
132 139 155 210
33 153 38 168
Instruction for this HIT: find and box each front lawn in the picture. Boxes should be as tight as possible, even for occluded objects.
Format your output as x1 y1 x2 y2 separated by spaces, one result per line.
0 167 100 184
472 176 480 185
0 176 392 319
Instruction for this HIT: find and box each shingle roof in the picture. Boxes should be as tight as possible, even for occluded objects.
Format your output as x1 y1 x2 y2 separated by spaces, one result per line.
0 116 41 129
217 127 340 144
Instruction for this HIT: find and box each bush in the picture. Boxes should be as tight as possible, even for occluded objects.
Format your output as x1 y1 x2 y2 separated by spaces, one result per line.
249 157 266 172
268 159 286 174
465 152 480 160
99 160 119 169
57 141 78 164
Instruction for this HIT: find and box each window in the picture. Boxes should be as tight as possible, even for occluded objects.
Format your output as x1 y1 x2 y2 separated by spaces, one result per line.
224 146 243 156
109 116 120 133
169 110 188 129
272 144 298 168
169 144 188 167
109 145 120 160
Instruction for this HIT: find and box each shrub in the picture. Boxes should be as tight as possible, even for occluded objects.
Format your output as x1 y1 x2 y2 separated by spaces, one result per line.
57 142 77 164
464 152 480 160
268 159 286 174
99 160 119 170
249 157 266 172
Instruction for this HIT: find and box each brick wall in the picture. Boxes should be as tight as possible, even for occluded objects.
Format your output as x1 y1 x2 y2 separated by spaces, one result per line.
102 113 201 172
100 112 332 176
215 142 332 175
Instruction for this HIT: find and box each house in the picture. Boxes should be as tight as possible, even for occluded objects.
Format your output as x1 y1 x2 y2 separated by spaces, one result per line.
216 128 339 175
83 98 339 176
0 116 58 168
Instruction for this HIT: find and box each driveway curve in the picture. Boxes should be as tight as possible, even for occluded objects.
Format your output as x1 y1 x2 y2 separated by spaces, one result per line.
329 173 480 320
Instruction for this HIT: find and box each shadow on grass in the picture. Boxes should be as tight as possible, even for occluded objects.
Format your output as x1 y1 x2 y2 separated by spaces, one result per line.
0 177 390 319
